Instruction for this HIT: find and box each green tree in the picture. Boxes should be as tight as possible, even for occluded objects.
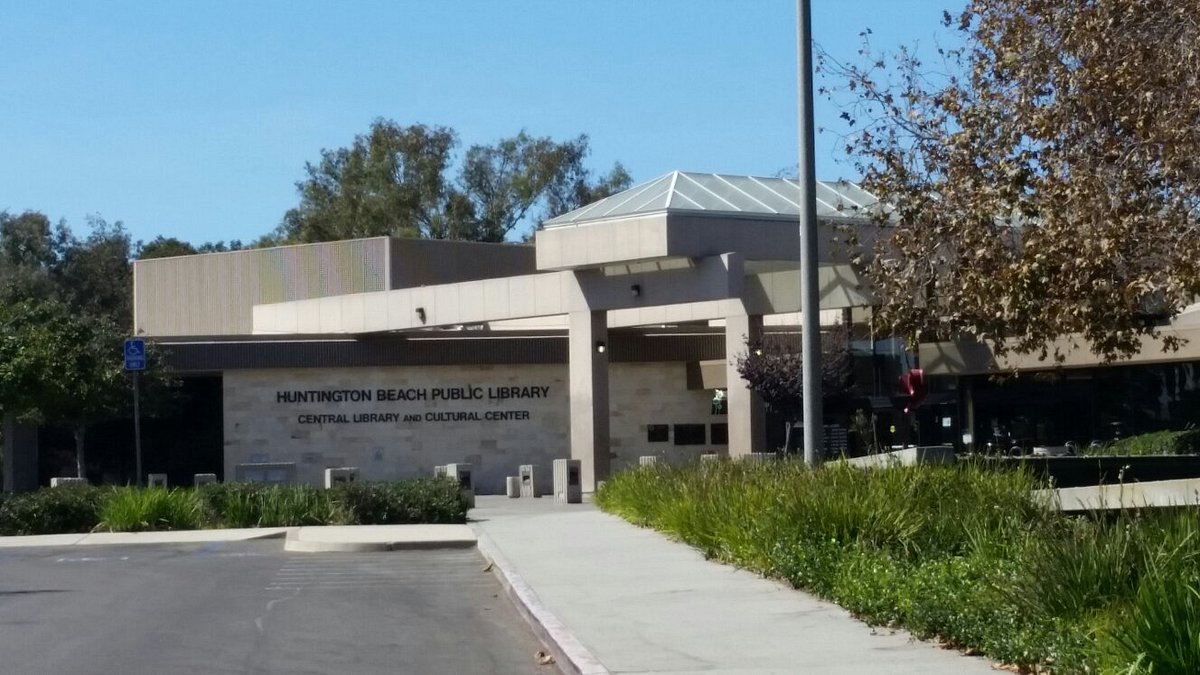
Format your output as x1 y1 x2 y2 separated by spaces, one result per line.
0 211 67 304
277 119 631 244
0 212 176 480
280 121 457 242
137 236 196 259
57 216 133 323
137 236 245 260
824 0 1200 363
0 299 128 478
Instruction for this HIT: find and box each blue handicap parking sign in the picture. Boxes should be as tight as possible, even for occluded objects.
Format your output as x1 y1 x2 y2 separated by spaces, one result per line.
124 338 146 371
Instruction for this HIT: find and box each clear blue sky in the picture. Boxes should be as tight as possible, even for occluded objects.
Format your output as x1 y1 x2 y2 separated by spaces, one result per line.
0 1 961 245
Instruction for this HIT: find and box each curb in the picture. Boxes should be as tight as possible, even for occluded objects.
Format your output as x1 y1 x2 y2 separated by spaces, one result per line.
0 527 290 549
283 526 478 553
283 536 477 553
472 525 610 675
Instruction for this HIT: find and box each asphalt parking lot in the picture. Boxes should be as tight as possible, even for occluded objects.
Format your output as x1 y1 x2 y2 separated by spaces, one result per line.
0 541 555 675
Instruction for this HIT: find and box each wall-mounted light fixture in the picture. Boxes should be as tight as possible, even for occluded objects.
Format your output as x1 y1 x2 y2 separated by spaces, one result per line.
630 283 641 297
595 341 607 354
416 307 426 323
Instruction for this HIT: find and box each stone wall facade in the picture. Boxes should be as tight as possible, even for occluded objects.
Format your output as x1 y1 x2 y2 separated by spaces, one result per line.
223 362 726 493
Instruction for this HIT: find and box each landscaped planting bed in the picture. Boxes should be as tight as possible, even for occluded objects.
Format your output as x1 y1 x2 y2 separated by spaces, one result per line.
596 460 1200 673
0 478 468 536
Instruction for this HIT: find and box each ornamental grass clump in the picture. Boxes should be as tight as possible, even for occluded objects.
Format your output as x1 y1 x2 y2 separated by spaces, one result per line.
197 483 347 528
330 478 468 524
98 487 202 532
596 459 1200 672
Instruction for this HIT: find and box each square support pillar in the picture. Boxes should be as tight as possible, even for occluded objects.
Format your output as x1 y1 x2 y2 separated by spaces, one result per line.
726 310 765 457
569 310 609 492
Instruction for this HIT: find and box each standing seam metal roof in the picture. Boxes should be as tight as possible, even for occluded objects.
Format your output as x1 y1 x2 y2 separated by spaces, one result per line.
543 171 883 227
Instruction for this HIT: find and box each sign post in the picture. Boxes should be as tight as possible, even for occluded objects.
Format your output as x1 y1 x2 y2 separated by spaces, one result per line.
124 339 146 487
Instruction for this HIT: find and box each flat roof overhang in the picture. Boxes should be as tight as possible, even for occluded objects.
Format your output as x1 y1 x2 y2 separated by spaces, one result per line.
920 325 1200 376
151 327 731 374
251 255 874 335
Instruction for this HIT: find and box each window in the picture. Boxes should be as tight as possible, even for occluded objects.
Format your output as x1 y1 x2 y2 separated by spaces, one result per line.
710 423 728 445
673 424 706 445
647 424 669 443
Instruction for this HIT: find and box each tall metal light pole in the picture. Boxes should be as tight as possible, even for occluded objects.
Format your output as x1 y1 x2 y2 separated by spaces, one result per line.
797 0 824 466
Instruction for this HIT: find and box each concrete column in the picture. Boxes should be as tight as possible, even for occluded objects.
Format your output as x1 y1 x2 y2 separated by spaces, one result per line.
569 310 609 491
961 377 976 452
3 413 39 493
725 310 765 457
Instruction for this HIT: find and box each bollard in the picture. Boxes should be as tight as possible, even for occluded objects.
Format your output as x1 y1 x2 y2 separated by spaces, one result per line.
552 459 582 504
50 477 88 488
518 464 538 498
193 473 218 487
445 463 475 508
324 467 359 489
147 473 168 488
506 476 520 498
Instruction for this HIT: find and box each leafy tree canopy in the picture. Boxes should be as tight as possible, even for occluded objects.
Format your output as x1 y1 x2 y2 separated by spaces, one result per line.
0 211 176 479
0 211 133 324
276 119 631 244
823 0 1200 363
136 236 245 260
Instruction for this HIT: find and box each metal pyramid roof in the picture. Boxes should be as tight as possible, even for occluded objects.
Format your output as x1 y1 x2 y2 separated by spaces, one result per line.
543 171 882 227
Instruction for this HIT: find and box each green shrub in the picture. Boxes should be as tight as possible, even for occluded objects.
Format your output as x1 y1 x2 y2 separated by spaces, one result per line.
99 487 203 532
1084 429 1200 456
331 478 468 525
0 478 464 536
596 460 1200 673
0 485 106 535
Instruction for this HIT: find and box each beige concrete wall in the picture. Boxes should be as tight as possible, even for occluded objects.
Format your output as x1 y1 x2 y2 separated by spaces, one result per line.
134 237 535 337
535 212 869 271
222 362 723 493
135 238 390 336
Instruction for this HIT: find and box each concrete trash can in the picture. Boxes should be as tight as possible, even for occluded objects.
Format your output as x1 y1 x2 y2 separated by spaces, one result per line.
519 464 539 498
445 462 475 507
553 459 581 504
324 467 359 489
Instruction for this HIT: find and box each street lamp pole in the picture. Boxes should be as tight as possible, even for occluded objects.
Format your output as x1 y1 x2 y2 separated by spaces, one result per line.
797 0 824 466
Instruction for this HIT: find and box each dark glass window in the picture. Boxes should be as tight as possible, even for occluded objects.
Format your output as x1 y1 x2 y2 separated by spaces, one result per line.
673 424 706 445
710 423 729 445
647 424 669 443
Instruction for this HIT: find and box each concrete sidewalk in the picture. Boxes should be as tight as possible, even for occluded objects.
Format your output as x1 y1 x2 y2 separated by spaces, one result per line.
471 496 994 675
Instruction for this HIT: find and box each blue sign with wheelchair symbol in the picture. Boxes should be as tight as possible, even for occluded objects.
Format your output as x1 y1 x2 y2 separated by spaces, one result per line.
124 339 146 371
